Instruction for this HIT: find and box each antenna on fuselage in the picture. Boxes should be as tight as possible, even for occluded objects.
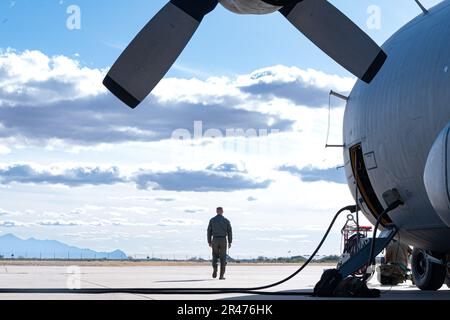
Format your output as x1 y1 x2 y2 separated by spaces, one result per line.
325 90 348 148
329 90 349 102
414 0 429 14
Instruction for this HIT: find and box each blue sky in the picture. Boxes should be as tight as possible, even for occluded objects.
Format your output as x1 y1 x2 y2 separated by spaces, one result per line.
0 0 443 258
0 0 441 76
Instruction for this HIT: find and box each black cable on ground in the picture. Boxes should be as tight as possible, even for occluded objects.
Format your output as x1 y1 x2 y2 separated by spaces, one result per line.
0 205 357 296
0 288 311 296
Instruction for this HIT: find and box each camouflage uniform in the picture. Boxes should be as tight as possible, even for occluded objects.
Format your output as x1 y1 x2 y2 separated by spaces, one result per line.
207 215 232 278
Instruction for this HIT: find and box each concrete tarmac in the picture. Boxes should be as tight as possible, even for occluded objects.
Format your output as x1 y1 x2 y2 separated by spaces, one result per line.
0 265 449 300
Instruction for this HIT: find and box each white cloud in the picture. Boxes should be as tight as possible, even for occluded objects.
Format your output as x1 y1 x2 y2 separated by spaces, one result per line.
38 220 83 227
280 234 309 239
0 49 361 256
109 206 159 215
236 65 355 93
0 144 10 155
0 49 105 106
153 76 243 105
252 237 289 242
240 226 285 232
178 206 208 214
0 162 272 192
158 218 203 226
0 220 26 227
0 50 356 149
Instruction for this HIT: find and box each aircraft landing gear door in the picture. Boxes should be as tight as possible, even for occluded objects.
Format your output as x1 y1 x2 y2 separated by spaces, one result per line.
350 144 392 225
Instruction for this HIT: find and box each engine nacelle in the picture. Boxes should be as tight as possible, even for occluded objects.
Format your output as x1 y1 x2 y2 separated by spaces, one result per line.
219 0 282 14
424 122 450 228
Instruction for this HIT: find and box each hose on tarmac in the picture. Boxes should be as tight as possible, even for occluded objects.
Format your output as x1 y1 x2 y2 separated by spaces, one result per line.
0 205 357 296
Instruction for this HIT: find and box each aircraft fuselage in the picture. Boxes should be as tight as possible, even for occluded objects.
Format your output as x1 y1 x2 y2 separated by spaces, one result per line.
343 1 450 253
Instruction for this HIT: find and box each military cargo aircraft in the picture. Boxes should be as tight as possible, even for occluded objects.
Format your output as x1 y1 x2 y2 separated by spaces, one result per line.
103 0 450 291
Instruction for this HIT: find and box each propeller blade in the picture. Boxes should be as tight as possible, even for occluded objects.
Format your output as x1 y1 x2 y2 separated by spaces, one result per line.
280 0 387 83
104 0 218 108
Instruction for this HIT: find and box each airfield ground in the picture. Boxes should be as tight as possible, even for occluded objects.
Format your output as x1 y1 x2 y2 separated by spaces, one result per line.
0 262 449 300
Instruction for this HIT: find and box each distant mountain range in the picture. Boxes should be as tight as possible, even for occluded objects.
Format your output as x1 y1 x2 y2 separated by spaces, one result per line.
0 234 127 260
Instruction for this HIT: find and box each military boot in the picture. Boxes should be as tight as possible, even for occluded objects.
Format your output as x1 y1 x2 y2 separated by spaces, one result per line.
219 265 226 280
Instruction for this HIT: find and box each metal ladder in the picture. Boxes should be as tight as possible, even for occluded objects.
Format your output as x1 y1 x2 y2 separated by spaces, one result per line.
338 226 398 278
